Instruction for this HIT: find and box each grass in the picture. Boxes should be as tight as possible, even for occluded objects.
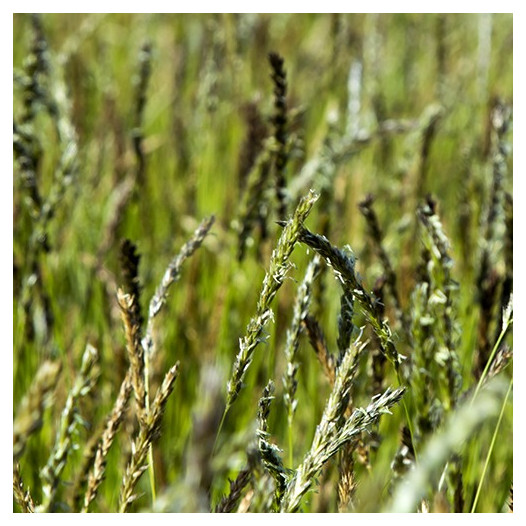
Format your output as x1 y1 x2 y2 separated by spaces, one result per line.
13 13 512 513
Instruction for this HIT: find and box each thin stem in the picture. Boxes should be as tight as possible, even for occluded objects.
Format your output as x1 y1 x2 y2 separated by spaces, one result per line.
471 378 512 513
212 406 229 456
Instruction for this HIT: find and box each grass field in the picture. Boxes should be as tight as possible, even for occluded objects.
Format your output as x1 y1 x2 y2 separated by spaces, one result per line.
13 13 513 513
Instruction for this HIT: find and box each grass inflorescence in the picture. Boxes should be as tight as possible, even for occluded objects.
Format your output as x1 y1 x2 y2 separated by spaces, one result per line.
13 13 512 513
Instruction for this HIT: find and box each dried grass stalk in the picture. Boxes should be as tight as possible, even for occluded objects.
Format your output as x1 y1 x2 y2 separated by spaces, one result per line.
117 290 147 425
119 363 179 512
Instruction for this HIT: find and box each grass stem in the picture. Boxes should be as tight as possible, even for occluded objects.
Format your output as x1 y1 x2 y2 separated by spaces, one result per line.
470 378 512 512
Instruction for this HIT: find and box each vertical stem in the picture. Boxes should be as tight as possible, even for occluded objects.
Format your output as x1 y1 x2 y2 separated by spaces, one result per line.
470 379 512 512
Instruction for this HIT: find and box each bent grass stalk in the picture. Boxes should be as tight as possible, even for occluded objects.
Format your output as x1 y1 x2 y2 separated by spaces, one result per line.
294 225 417 457
295 226 402 368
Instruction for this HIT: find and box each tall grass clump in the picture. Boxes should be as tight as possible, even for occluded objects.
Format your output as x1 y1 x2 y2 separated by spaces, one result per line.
14 13 512 513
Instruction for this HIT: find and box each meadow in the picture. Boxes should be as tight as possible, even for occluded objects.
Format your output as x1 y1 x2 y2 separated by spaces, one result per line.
13 13 513 512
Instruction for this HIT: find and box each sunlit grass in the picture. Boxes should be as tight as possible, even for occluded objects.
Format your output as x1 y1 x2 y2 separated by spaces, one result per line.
13 13 512 513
